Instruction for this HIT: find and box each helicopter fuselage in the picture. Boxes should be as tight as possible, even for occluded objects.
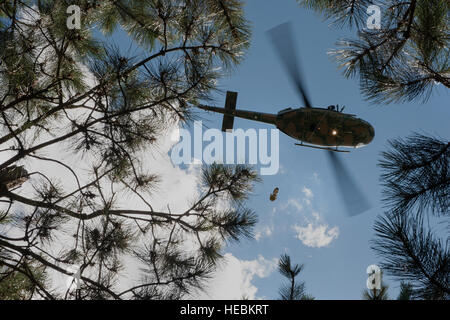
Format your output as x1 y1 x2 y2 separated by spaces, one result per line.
198 105 375 149
276 107 374 148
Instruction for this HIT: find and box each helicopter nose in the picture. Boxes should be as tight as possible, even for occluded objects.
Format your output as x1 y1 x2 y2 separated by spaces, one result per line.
365 122 375 144
355 122 375 148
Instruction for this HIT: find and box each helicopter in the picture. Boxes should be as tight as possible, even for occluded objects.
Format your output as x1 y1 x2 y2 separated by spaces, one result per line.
197 22 373 216
198 23 374 153
198 97 374 153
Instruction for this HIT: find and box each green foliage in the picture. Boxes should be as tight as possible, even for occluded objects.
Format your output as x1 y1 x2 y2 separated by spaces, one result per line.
277 254 314 300
300 0 374 28
372 211 449 299
299 0 450 104
202 163 261 202
0 0 256 299
379 133 449 217
362 285 389 300
397 281 413 300
0 263 48 300
372 133 449 300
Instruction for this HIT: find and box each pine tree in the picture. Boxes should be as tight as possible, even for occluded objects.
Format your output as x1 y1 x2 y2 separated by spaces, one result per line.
397 281 413 300
372 133 449 300
0 0 256 299
362 285 389 300
277 254 314 300
378 133 449 217
0 262 48 300
299 0 450 104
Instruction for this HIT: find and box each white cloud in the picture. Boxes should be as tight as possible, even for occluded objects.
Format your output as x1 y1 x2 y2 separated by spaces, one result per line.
170 127 181 142
302 187 314 199
311 211 321 221
276 185 339 248
264 226 273 237
194 253 278 300
280 186 316 213
311 172 320 183
278 164 287 174
281 198 303 212
293 223 339 248
254 225 273 241
302 187 314 206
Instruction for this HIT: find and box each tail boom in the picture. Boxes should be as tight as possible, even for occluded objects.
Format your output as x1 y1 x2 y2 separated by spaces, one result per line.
198 105 277 128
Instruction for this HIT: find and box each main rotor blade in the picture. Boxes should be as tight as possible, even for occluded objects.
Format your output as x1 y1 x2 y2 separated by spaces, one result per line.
326 152 371 216
266 22 312 108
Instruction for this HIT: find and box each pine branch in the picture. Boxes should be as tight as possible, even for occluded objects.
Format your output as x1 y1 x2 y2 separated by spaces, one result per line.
303 0 450 104
277 254 312 300
379 133 449 217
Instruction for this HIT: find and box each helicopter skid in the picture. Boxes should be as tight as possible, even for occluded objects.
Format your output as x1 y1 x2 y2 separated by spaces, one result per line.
294 143 350 153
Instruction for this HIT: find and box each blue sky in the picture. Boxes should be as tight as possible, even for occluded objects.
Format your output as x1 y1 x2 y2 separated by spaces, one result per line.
191 0 449 299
